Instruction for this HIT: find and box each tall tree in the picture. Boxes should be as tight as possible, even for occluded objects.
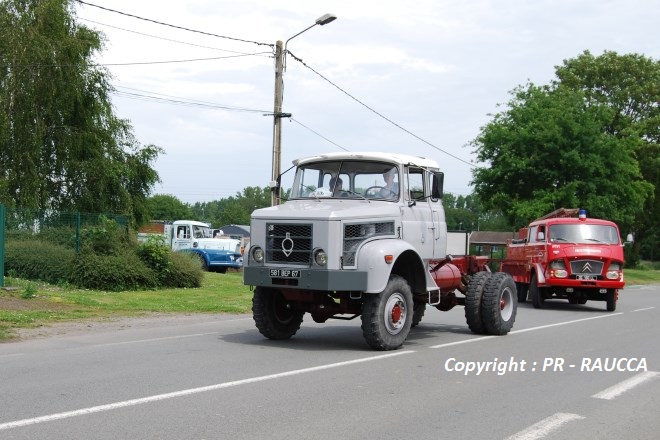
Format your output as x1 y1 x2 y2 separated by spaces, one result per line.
471 52 656 236
145 194 193 222
554 50 660 260
0 0 161 224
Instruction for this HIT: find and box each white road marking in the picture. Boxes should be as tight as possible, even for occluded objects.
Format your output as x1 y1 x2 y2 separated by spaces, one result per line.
505 413 585 440
631 307 655 312
592 371 660 400
430 335 495 348
96 332 221 346
0 350 414 431
510 313 623 334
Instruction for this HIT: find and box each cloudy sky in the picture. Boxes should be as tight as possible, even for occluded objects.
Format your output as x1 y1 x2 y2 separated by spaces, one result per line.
75 0 659 204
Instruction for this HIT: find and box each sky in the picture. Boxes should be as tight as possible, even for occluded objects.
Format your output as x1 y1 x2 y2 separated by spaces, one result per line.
75 0 660 204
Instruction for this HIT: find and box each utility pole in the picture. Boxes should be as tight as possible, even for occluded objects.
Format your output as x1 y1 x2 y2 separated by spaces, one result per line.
270 40 284 206
269 14 337 206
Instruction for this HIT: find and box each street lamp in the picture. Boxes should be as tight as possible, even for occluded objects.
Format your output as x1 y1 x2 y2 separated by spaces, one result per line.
270 13 337 206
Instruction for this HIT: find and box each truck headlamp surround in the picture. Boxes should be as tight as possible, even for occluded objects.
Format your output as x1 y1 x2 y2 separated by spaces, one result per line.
314 248 328 266
252 246 264 263
548 259 567 278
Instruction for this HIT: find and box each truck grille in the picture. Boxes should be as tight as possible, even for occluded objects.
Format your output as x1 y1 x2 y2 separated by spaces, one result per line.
343 221 395 266
266 223 312 265
570 260 604 276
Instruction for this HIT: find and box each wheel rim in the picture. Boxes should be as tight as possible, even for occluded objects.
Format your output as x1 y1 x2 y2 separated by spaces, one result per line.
384 293 407 335
499 287 514 321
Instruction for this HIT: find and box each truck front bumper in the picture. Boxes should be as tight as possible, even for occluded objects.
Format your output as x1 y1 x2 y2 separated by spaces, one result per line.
244 266 368 292
542 278 625 290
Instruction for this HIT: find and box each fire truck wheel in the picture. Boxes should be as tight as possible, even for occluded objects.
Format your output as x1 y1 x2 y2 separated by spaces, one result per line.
412 302 426 327
606 289 617 311
516 283 528 303
481 272 518 335
529 273 545 309
465 271 492 334
252 287 304 340
361 275 413 350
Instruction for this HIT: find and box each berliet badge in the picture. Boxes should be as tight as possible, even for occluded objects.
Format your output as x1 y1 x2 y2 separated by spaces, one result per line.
282 232 294 257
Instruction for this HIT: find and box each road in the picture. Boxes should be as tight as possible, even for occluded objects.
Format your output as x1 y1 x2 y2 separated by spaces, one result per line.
1 285 659 439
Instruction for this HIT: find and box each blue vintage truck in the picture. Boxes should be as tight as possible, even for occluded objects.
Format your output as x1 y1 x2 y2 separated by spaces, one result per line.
140 220 243 273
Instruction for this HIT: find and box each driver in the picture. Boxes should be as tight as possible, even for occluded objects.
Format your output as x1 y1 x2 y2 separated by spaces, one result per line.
381 168 399 199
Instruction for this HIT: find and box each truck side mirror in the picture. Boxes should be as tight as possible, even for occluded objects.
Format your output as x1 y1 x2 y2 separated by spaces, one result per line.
432 172 444 199
626 233 634 243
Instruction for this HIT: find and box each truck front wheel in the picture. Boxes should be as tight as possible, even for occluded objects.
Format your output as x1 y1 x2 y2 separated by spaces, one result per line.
481 273 517 335
361 275 413 350
252 287 304 340
529 273 545 309
606 289 617 312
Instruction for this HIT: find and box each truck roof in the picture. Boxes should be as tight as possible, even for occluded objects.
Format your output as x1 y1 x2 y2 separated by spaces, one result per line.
529 217 618 227
293 152 440 170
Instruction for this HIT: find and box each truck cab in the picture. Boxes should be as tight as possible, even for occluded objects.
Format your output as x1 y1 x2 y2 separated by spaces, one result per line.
500 209 625 311
169 220 243 273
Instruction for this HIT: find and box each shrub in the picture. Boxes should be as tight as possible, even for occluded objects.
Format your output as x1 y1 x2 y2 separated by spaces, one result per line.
4 239 75 285
71 251 158 291
160 251 204 288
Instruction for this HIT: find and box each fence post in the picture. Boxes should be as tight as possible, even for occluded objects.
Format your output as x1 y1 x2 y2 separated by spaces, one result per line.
76 211 81 254
0 204 5 287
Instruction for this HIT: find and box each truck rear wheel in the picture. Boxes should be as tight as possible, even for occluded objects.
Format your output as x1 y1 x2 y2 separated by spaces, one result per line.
412 302 426 327
252 287 303 340
361 275 413 350
606 289 617 312
481 273 517 335
529 273 544 309
465 271 491 334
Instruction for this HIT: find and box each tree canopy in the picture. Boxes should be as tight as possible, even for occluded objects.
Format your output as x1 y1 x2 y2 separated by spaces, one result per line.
471 51 657 246
0 0 161 224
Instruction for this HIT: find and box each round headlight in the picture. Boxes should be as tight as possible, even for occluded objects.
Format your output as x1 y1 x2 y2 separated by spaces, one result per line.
314 249 328 266
252 246 264 263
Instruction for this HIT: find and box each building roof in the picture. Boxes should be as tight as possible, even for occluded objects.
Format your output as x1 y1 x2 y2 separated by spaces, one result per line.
470 231 516 245
218 224 250 237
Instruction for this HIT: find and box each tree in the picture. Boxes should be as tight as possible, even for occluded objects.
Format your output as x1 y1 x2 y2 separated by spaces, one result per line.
0 0 161 224
471 54 655 234
554 50 660 260
191 186 271 227
145 194 193 222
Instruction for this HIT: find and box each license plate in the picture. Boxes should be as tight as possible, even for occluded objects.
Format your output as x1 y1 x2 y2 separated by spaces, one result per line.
576 275 597 280
270 269 301 278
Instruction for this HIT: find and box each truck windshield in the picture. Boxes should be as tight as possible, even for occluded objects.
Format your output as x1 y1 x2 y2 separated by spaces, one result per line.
291 161 399 200
548 224 620 245
192 224 211 239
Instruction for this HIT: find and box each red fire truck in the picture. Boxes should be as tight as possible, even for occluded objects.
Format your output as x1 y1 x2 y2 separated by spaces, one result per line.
499 208 625 311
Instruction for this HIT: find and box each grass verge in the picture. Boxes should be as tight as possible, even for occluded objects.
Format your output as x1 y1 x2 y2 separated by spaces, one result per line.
1 268 658 342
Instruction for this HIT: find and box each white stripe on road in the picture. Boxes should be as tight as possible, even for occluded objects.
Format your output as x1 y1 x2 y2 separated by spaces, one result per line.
0 350 414 431
430 313 623 349
592 371 660 400
631 307 655 312
505 413 585 440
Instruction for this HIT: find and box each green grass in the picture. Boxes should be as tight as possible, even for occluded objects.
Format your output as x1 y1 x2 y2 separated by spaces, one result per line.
1 267 658 342
0 271 252 341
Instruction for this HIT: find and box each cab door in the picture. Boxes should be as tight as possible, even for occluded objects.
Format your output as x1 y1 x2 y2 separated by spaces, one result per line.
400 167 437 260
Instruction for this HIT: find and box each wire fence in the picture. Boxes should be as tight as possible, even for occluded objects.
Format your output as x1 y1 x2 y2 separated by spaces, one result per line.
0 204 129 287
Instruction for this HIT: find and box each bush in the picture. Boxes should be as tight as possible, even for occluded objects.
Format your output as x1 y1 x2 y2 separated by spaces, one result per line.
4 239 75 285
160 251 204 288
71 251 158 291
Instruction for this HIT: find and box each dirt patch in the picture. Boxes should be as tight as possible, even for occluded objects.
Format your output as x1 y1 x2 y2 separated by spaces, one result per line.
0 295 74 312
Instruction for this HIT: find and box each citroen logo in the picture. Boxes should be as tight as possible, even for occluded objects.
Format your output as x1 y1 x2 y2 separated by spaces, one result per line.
582 262 593 273
282 232 294 257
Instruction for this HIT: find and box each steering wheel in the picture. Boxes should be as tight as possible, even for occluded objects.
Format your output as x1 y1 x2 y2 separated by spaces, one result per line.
364 186 396 198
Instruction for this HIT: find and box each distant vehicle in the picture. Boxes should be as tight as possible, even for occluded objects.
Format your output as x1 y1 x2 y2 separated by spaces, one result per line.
499 208 625 311
139 220 242 273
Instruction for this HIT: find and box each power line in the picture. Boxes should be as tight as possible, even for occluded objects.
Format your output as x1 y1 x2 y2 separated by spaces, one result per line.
102 52 271 66
287 50 475 168
75 0 272 48
289 118 350 152
112 86 270 113
79 18 271 58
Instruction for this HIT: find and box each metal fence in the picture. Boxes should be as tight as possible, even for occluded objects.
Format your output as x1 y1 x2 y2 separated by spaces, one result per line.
0 204 129 287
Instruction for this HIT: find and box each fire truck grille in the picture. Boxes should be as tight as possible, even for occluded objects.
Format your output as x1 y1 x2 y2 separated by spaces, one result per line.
266 223 313 265
570 260 604 276
343 221 395 266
